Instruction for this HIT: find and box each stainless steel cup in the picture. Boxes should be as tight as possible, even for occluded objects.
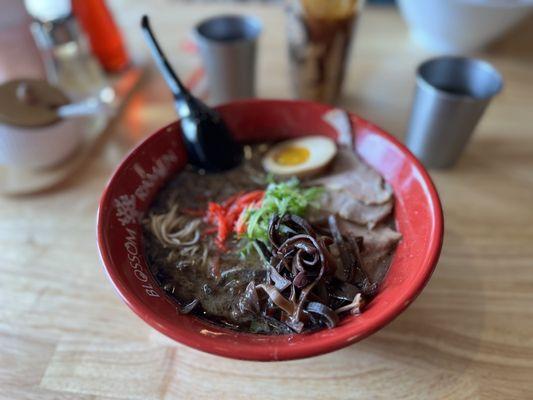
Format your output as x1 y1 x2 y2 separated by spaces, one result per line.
405 56 503 168
194 15 262 105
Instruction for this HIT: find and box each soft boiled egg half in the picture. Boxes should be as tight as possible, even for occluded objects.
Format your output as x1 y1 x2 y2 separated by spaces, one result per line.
262 135 337 178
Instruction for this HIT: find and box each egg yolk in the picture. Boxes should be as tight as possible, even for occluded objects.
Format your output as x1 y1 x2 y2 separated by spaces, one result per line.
274 146 310 166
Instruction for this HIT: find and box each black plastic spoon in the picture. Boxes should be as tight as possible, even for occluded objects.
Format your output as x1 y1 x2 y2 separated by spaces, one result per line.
140 15 243 172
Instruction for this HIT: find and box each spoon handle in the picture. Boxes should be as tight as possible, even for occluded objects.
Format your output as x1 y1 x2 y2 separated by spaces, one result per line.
56 97 105 118
140 16 188 99
140 15 243 172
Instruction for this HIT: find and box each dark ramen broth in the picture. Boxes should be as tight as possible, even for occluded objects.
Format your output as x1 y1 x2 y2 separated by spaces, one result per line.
143 147 270 331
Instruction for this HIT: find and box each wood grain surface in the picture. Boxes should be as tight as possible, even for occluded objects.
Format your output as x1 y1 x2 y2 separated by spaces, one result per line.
2 3 533 399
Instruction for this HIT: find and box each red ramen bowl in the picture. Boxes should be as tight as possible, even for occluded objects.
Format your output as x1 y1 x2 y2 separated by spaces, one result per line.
97 99 443 361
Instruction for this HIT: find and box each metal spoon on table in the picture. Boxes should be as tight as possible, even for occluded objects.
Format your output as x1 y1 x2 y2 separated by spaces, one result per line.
15 81 115 119
140 15 243 172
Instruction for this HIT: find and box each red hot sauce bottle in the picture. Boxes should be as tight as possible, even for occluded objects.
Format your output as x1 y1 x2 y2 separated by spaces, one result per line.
72 0 130 73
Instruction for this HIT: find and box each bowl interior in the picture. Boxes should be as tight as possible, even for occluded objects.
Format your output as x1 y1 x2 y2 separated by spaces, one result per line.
98 99 442 361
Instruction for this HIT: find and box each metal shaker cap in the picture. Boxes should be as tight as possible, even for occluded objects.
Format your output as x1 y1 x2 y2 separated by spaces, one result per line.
24 0 71 22
0 79 69 127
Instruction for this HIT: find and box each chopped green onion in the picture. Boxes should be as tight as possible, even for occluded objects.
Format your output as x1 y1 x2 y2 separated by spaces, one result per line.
243 178 323 245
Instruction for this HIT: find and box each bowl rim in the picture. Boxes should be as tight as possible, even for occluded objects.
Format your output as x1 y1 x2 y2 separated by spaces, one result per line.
97 98 443 361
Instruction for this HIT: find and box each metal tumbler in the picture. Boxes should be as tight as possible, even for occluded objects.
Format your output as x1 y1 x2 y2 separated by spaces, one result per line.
405 56 503 169
194 15 262 105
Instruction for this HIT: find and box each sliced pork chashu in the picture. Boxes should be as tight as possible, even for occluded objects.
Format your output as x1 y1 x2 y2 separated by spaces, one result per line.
310 147 393 205
337 219 402 283
317 189 393 228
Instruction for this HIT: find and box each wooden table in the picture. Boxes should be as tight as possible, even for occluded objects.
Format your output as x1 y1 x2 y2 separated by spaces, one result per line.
2 3 533 399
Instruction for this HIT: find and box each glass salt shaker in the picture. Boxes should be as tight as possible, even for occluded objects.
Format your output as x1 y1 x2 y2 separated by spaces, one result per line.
24 0 110 102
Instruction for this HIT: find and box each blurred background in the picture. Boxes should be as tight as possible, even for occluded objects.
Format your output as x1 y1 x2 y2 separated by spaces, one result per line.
2 0 533 398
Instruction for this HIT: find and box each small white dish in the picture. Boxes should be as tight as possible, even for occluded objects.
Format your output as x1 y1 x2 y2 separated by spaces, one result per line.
0 67 145 196
0 78 85 169
0 119 84 169
398 0 533 54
